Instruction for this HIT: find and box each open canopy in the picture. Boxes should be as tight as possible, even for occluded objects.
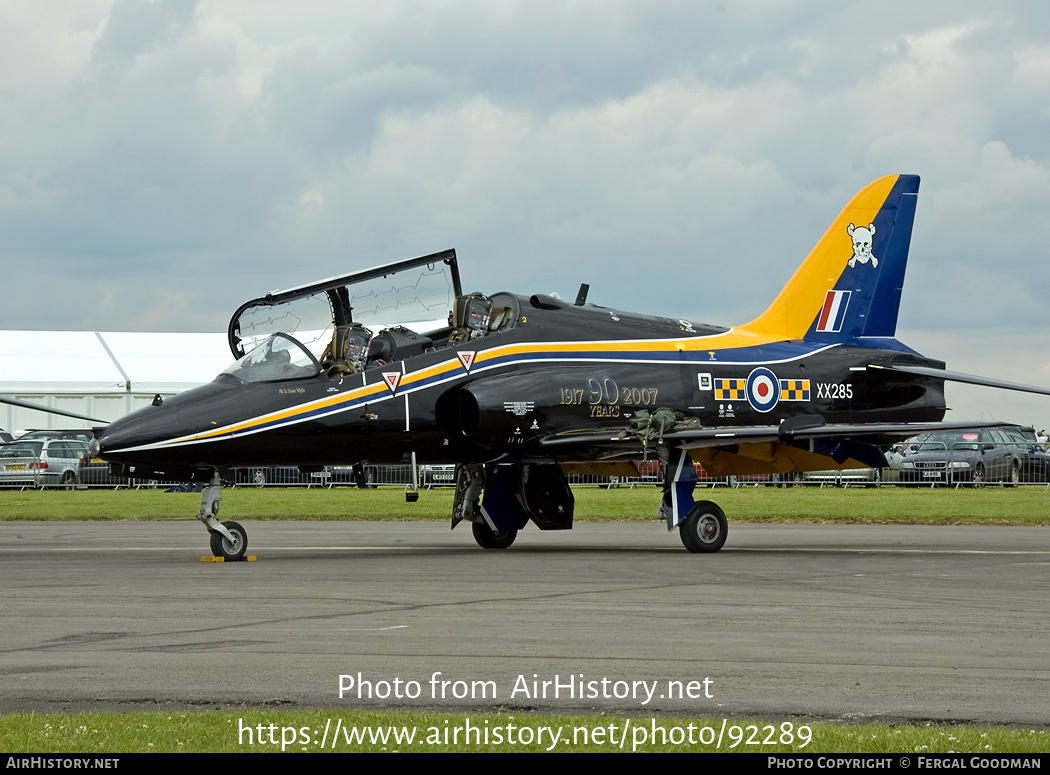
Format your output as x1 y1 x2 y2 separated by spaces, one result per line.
227 249 462 361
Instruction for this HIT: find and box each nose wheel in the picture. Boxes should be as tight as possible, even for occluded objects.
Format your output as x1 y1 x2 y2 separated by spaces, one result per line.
209 520 248 560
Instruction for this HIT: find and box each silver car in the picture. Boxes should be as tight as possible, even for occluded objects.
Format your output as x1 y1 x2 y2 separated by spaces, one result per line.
0 439 88 487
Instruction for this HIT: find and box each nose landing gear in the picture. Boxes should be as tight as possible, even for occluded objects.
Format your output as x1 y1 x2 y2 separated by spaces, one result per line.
196 472 249 560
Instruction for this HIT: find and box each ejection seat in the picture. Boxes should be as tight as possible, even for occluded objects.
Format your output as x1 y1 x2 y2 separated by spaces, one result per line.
449 293 494 343
320 323 372 377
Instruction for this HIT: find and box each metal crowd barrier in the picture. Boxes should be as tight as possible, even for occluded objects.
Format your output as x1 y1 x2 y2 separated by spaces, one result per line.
8 441 1049 490
0 450 50 489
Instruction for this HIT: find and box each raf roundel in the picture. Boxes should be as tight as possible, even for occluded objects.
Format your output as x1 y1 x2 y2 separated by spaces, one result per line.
745 367 779 413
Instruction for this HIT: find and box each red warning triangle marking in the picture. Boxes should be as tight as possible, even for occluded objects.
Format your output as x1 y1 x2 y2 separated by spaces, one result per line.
457 351 476 372
382 372 401 393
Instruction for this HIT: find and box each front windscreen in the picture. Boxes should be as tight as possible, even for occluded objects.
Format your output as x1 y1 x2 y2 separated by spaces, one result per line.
920 432 980 451
221 334 320 383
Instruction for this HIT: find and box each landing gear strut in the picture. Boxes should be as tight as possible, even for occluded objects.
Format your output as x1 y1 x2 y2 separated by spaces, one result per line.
452 464 518 549
452 464 485 529
196 472 248 560
453 463 568 549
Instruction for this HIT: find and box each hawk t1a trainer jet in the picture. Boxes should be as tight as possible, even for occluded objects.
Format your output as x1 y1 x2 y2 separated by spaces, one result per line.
79 174 1050 558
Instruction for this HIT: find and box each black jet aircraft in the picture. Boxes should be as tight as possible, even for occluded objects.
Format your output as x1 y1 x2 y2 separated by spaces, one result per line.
26 173 1049 559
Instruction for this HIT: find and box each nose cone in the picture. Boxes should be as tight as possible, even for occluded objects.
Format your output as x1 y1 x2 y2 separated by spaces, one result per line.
95 401 213 483
97 403 184 463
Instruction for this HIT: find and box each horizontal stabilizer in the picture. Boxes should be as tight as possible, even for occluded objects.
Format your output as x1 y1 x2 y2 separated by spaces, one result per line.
869 364 1050 397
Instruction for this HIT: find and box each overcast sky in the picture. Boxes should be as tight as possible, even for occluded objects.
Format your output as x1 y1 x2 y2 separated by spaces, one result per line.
3 0 1050 426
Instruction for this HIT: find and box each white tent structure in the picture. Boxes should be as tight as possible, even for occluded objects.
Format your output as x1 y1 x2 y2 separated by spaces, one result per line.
0 331 232 435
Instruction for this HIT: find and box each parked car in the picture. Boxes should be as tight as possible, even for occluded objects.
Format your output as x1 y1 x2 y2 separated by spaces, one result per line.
0 438 88 487
897 429 1023 486
76 449 126 487
420 465 456 488
1002 427 1050 483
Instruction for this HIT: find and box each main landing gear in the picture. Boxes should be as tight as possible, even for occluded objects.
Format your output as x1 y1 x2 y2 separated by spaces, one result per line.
453 455 729 554
452 463 574 550
187 456 728 557
661 449 729 553
197 472 248 560
453 464 518 549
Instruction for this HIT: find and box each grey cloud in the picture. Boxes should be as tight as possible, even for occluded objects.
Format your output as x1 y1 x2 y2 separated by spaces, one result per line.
91 0 197 69
2 0 1049 347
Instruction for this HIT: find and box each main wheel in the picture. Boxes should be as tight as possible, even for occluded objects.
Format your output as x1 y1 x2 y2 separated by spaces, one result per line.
679 501 728 553
472 521 517 549
209 520 248 560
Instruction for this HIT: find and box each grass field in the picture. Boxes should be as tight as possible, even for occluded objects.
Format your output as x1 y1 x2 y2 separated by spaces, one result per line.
2 709 1048 753
1 484 1049 524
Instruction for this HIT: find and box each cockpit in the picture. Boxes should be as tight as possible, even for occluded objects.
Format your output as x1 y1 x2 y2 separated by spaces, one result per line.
221 333 320 383
224 250 517 381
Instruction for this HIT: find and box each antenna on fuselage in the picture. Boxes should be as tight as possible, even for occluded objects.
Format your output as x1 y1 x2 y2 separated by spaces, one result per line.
574 283 590 306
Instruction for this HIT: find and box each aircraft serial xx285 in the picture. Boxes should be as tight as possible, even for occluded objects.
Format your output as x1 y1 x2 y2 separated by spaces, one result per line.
78 174 1050 558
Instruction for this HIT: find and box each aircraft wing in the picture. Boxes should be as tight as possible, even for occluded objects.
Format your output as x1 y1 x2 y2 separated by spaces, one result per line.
539 417 1018 449
538 416 1025 476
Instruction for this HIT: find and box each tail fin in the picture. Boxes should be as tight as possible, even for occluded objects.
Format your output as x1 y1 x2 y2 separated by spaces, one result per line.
741 174 919 343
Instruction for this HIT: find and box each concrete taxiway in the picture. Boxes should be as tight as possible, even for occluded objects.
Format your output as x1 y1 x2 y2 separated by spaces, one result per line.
1 520 1048 724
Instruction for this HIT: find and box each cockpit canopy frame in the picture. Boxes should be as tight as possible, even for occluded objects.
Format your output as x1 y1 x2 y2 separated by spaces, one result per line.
227 249 462 360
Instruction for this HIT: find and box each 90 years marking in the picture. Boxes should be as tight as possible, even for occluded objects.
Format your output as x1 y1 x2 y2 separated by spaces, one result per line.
560 378 659 407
